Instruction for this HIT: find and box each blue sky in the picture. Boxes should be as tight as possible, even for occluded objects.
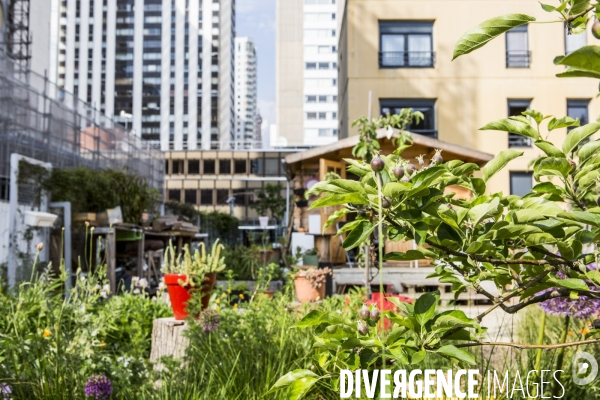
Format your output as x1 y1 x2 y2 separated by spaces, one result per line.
236 0 276 131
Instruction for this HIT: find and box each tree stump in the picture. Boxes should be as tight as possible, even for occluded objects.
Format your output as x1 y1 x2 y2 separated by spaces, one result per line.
150 318 189 368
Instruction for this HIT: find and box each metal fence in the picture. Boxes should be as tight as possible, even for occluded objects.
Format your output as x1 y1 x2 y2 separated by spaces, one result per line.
0 50 164 201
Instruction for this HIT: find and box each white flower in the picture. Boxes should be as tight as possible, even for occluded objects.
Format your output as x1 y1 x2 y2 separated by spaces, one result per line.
102 284 110 294
138 278 148 289
158 282 166 292
133 288 140 295
93 284 101 292
100 290 108 299
132 276 140 287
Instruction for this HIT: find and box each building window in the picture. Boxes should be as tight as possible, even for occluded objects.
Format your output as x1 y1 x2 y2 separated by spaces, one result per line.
380 99 437 138
305 62 316 70
251 159 264 175
188 160 200 174
168 189 180 202
184 189 197 205
216 189 229 204
565 24 587 55
171 160 184 174
306 95 317 103
510 172 533 196
219 159 231 174
379 21 434 68
165 160 170 175
567 100 589 130
318 128 330 136
234 159 247 174
200 189 213 205
508 100 532 147
506 25 530 68
318 62 329 70
318 112 326 120
265 159 279 175
203 159 215 174
318 95 327 103
306 112 317 120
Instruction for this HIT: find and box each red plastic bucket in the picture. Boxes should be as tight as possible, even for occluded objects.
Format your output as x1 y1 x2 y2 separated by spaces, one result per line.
164 273 216 320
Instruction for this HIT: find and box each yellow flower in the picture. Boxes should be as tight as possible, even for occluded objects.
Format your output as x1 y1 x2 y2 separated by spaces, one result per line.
233 304 238 310
239 294 244 300
221 292 227 297
568 330 574 335
227 289 231 294
216 299 221 304
43 329 52 338
217 306 221 311
582 327 590 335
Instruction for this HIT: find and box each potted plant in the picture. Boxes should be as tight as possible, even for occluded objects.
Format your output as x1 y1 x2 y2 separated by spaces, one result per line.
292 267 333 303
162 240 226 320
302 247 319 267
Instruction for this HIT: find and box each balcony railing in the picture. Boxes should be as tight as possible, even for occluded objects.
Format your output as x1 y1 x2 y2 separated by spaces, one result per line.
506 51 531 68
379 51 435 68
508 133 532 147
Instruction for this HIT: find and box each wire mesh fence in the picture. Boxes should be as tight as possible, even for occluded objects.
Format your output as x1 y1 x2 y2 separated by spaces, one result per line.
0 50 164 202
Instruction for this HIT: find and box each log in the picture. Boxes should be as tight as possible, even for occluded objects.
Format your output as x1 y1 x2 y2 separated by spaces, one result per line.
150 318 189 368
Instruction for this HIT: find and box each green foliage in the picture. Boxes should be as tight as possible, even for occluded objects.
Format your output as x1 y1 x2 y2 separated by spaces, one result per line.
274 105 600 397
18 162 161 224
250 183 287 222
453 1 600 80
351 110 422 162
0 266 170 399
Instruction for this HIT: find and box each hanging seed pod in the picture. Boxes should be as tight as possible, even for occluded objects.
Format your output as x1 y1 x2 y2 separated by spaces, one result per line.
370 157 385 172
393 165 404 179
358 321 369 335
370 305 380 321
404 163 417 175
592 19 600 40
431 149 443 164
381 197 392 209
359 304 370 321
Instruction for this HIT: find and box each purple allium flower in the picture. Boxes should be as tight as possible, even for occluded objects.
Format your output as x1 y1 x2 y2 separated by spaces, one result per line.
84 375 112 399
198 309 220 332
1 383 11 400
539 266 600 320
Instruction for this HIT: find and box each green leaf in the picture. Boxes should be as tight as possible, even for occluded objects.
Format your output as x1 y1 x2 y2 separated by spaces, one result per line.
411 350 427 364
384 249 437 261
570 0 591 15
556 67 600 79
321 324 356 340
343 220 376 250
383 182 411 198
414 292 439 325
267 369 319 395
481 150 524 182
309 193 368 209
548 116 579 131
433 310 480 330
539 2 556 12
471 178 486 196
294 310 325 328
557 211 600 227
468 197 500 226
452 14 536 60
556 45 600 77
436 345 476 365
451 163 480 176
534 140 565 157
324 208 351 230
287 376 319 400
578 140 600 162
480 118 540 140
550 277 590 292
523 109 549 124
563 123 600 154
535 157 572 179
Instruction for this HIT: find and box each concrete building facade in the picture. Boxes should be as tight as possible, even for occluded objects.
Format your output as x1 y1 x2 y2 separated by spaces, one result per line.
337 0 598 194
276 0 339 147
234 37 258 147
48 0 234 150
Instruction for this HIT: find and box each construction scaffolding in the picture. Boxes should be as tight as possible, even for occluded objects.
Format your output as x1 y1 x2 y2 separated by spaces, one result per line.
5 0 29 69
0 50 164 201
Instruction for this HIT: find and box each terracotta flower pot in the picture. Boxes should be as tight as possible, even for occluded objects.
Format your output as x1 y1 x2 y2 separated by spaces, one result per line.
294 276 325 303
164 273 216 320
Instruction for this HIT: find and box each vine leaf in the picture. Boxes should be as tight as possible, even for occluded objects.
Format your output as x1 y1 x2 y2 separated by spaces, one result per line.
452 14 536 60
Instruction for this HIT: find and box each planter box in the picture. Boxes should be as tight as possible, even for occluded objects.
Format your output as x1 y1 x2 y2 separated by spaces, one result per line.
302 254 319 267
24 211 58 227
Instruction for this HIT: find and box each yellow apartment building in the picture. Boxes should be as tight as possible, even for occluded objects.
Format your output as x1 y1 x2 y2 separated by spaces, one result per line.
338 0 599 194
